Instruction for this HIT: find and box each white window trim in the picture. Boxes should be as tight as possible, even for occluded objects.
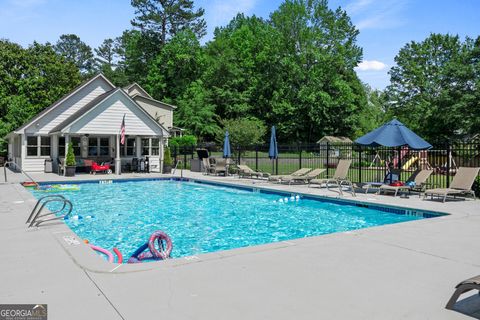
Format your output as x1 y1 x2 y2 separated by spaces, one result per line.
26 135 51 158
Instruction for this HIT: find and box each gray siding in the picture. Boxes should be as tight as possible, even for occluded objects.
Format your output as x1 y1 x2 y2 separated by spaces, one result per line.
66 92 165 136
25 77 113 134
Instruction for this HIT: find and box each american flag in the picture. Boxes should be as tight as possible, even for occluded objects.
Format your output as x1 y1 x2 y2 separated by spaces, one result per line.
120 114 126 145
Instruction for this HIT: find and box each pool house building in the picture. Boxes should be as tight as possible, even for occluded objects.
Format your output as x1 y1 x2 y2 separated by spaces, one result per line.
5 74 174 174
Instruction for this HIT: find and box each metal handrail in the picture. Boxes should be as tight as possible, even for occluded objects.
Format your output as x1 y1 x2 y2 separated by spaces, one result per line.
26 195 67 223
4 161 39 187
172 160 183 178
27 195 73 228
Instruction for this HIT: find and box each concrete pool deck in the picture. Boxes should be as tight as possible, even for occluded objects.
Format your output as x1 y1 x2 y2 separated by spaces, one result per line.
1 169 480 319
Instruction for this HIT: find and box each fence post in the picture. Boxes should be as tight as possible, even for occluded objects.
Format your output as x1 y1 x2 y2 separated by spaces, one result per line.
183 148 187 169
446 142 450 188
358 145 362 184
298 142 302 170
173 146 178 165
237 146 241 165
326 142 330 177
276 156 279 175
255 145 258 171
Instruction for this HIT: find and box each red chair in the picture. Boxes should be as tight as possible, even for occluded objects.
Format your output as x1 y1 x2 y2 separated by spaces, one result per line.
91 162 112 175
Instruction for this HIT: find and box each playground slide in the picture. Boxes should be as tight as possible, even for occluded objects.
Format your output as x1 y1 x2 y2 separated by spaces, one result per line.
402 156 418 170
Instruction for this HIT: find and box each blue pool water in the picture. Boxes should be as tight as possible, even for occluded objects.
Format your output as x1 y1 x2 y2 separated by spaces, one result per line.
30 179 430 260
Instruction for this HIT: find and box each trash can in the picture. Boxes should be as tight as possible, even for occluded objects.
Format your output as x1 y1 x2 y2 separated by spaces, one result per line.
44 159 53 173
190 159 202 172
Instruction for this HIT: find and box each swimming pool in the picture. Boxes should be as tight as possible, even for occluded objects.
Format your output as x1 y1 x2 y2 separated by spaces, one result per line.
30 179 440 261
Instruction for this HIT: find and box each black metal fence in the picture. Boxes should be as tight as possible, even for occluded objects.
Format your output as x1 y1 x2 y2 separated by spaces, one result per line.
172 142 480 195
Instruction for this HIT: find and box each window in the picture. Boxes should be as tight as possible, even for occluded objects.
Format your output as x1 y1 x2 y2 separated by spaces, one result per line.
27 136 38 156
88 137 98 156
127 138 135 156
40 136 51 156
71 137 81 156
141 138 150 156
26 136 51 157
59 137 80 156
59 137 65 156
151 138 159 156
99 138 109 156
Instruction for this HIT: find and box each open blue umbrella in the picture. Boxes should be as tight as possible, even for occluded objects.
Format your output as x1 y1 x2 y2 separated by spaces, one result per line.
269 126 278 159
223 131 231 158
355 119 432 150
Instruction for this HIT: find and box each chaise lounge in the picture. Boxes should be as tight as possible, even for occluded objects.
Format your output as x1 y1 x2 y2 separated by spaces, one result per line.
268 168 312 182
378 169 433 197
237 165 270 179
309 159 355 196
280 168 326 185
446 275 480 310
424 167 480 202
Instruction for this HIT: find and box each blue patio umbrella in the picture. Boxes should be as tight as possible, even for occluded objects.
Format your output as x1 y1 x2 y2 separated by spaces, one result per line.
269 126 278 159
355 119 432 150
223 131 231 158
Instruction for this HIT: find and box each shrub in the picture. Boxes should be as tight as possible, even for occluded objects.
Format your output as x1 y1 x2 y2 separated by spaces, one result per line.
169 135 197 148
65 142 76 166
163 146 173 166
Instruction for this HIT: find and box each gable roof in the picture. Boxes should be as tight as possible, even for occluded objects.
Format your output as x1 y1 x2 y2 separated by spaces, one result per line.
50 88 170 136
131 94 177 110
13 73 115 134
49 89 116 133
124 83 153 99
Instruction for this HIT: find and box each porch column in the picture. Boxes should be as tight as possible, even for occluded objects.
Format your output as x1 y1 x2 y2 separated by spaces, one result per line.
135 136 142 158
64 134 69 176
51 134 58 173
160 137 165 173
115 134 121 175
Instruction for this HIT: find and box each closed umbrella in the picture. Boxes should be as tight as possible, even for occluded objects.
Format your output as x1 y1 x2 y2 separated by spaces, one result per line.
223 131 231 158
269 126 278 174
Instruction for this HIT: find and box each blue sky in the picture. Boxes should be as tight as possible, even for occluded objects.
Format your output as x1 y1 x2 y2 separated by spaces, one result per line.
1 0 479 89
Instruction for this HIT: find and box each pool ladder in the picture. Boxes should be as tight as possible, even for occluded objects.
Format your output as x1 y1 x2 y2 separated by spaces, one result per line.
26 195 73 228
172 160 183 178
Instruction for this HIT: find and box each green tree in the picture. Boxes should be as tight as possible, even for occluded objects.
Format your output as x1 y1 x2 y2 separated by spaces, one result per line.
146 29 205 102
269 0 365 142
54 34 95 74
204 14 280 120
354 84 387 137
95 38 116 66
386 34 480 142
131 0 206 46
221 118 267 147
175 80 220 140
0 40 81 154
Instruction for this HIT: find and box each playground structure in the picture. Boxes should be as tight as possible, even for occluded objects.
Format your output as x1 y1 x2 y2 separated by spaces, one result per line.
369 147 432 172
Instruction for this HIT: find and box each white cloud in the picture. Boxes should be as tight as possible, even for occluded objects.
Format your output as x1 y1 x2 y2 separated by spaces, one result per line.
345 0 408 30
345 0 375 15
355 60 387 71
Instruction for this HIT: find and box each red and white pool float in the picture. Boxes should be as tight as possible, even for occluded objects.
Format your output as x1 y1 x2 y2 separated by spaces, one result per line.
128 230 173 263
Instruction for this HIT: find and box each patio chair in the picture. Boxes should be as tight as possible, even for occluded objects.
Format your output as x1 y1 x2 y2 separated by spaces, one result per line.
268 168 312 182
446 274 480 310
309 159 355 196
211 158 227 176
237 165 270 179
424 167 480 202
57 158 65 175
378 169 433 197
202 157 215 175
281 168 326 185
